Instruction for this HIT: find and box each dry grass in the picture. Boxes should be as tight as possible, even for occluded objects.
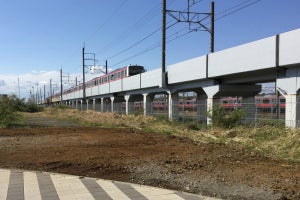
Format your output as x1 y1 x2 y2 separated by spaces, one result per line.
23 108 300 162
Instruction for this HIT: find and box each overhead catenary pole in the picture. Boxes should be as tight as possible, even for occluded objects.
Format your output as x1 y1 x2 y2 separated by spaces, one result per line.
43 84 45 104
210 1 215 53
105 60 108 74
162 0 166 74
50 79 52 105
165 0 215 53
60 68 63 103
17 77 20 98
82 46 86 99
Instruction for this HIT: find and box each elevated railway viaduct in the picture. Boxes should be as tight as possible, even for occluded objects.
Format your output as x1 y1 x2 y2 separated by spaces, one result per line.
50 28 300 128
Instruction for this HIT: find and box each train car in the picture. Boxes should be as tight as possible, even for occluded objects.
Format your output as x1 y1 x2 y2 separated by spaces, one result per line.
57 65 145 99
178 98 197 111
256 95 285 112
220 97 242 110
86 65 145 89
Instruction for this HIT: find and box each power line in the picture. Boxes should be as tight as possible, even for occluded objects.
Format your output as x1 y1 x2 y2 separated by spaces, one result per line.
84 0 128 44
64 0 128 76
111 27 193 67
97 2 162 54
215 0 263 21
105 27 161 61
110 0 263 67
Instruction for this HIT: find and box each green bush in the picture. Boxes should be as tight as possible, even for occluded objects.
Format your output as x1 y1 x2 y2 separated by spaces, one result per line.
0 95 45 128
0 95 21 128
25 101 44 113
208 107 244 128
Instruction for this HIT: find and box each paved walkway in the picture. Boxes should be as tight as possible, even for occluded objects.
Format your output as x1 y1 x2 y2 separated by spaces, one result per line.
0 169 218 200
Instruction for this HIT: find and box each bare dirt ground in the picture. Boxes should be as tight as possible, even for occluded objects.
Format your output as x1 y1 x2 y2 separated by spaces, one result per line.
0 116 300 199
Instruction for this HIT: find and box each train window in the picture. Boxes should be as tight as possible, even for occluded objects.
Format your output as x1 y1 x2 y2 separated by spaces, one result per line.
280 98 286 103
263 99 269 103
128 66 145 76
118 72 121 79
121 70 125 77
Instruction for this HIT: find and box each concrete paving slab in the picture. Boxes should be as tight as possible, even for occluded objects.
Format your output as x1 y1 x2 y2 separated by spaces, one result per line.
0 169 220 200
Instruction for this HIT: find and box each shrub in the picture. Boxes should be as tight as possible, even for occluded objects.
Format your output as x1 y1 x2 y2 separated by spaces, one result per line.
0 95 21 127
208 106 243 128
25 101 44 113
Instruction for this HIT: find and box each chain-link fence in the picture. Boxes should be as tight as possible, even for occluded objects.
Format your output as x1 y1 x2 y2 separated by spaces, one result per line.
78 94 298 127
170 98 286 125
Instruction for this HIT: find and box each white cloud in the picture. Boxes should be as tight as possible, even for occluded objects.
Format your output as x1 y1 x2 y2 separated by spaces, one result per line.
0 80 5 87
0 71 75 99
0 66 111 99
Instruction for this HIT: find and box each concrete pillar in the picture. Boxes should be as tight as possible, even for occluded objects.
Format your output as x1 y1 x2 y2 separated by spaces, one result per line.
93 99 96 111
101 98 104 112
277 69 300 128
80 100 83 111
203 85 219 125
143 93 153 116
242 97 257 122
86 99 89 111
75 100 78 110
284 94 300 128
125 95 131 115
110 97 115 112
196 93 207 122
168 92 179 121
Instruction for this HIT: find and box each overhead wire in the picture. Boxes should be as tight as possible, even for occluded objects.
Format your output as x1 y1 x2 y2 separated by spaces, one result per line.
107 0 208 66
65 0 263 83
84 0 128 44
65 0 128 81
215 0 263 21
110 0 263 67
97 2 162 55
111 25 191 66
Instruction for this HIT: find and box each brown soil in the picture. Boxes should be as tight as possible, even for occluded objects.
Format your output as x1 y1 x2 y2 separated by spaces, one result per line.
0 116 300 199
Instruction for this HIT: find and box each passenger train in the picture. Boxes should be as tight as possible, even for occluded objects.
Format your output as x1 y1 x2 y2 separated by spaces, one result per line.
50 64 286 112
62 65 145 96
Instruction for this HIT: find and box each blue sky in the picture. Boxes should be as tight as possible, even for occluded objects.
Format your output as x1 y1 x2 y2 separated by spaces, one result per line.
0 0 299 98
